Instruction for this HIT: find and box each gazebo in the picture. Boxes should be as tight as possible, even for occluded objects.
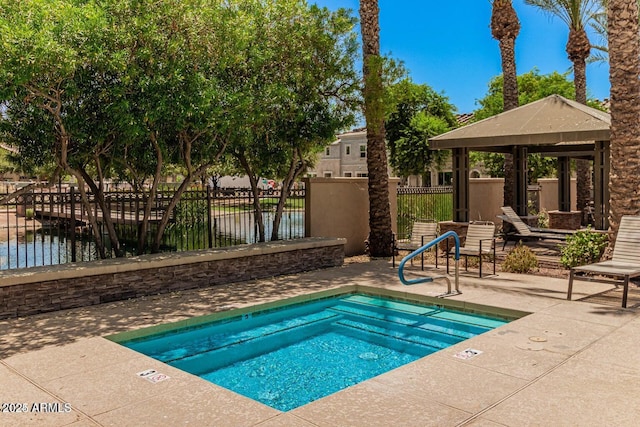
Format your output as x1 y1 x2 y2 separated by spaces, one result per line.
429 95 610 230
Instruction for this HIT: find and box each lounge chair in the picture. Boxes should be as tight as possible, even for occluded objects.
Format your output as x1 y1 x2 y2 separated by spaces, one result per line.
500 206 573 249
446 221 496 278
393 220 439 269
567 215 640 308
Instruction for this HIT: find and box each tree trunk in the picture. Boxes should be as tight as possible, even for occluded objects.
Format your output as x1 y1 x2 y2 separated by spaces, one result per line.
79 168 123 257
491 0 520 212
606 0 640 256
500 37 519 111
360 0 393 257
567 27 592 222
501 37 518 211
139 133 163 254
236 152 266 243
270 149 306 242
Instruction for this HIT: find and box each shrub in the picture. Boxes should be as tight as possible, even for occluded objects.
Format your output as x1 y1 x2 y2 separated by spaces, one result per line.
560 228 608 269
25 208 35 220
502 242 538 273
537 209 549 229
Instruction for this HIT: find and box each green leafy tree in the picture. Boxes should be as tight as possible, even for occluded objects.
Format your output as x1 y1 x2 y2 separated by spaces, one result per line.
0 0 238 255
385 79 457 182
228 1 359 242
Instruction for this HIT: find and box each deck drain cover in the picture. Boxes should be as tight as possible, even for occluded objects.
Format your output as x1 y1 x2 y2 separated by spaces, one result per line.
529 336 547 342
516 341 545 351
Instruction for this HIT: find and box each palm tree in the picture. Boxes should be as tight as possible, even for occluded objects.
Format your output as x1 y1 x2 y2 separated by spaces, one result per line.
607 0 640 251
587 0 640 64
524 0 602 223
490 0 520 212
589 1 610 63
360 0 393 257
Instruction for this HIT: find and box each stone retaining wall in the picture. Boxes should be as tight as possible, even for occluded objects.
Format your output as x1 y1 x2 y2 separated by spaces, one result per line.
547 210 582 230
0 238 345 320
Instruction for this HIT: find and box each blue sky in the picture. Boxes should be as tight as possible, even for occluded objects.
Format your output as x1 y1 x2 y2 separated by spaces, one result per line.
312 0 610 113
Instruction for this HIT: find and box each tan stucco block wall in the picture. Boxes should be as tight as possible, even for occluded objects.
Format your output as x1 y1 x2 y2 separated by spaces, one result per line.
469 178 504 224
538 178 577 212
468 177 578 227
304 177 399 256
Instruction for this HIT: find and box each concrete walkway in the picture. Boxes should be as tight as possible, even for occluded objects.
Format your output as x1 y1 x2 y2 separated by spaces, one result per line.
1 260 639 426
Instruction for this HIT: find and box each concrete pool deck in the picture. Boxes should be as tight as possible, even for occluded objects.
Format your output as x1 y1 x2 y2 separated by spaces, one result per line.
1 259 640 426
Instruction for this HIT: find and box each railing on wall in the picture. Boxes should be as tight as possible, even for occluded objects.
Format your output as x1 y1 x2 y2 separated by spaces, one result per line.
0 185 305 270
396 186 453 240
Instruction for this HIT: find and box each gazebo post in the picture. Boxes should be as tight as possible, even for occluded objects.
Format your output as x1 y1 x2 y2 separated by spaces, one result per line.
558 156 572 212
594 141 610 230
452 148 469 222
514 147 528 216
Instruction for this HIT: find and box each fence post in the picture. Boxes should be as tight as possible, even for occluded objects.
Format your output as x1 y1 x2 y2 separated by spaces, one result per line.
206 185 213 249
70 186 77 263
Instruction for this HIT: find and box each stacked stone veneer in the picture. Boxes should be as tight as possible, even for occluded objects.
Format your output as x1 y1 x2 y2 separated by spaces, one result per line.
547 210 582 230
0 238 345 320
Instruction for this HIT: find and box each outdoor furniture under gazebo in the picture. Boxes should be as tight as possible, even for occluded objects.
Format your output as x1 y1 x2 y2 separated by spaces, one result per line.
429 95 611 232
500 206 574 248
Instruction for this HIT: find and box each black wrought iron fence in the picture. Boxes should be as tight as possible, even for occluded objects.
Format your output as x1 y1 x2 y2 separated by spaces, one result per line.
0 185 305 270
396 186 453 240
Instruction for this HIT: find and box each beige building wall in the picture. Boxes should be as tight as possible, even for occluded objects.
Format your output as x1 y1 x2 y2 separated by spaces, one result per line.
304 177 399 256
337 131 370 177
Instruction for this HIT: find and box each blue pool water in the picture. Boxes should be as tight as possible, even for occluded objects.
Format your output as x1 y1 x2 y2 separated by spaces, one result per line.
119 293 509 411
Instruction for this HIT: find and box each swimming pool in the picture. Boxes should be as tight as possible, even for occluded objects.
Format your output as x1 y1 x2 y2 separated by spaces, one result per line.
113 291 511 411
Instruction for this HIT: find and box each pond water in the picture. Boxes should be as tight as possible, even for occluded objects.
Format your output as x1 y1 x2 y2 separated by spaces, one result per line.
0 211 305 270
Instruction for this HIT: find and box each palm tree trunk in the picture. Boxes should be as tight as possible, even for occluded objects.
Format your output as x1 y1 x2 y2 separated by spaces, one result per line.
574 58 591 218
568 27 593 221
491 0 520 212
360 0 393 257
607 0 640 254
501 36 518 210
501 37 519 111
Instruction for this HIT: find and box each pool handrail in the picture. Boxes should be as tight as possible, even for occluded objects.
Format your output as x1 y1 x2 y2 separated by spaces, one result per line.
398 230 460 296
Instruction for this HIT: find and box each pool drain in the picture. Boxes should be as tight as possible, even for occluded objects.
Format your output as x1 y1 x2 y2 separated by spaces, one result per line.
359 352 379 360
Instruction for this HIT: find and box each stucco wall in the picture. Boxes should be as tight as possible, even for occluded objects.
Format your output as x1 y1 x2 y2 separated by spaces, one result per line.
538 178 578 212
467 177 578 226
469 178 504 223
304 177 399 256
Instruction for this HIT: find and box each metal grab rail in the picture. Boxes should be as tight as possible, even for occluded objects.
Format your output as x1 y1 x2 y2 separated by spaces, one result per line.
398 230 461 296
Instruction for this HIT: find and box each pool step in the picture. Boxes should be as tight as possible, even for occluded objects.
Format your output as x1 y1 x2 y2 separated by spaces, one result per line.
170 319 335 375
342 295 506 329
128 309 339 363
330 303 488 340
334 318 460 353
168 303 468 373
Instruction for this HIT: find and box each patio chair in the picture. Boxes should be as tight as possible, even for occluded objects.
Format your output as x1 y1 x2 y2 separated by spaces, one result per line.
500 206 573 249
567 215 640 308
392 220 439 269
446 221 496 278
